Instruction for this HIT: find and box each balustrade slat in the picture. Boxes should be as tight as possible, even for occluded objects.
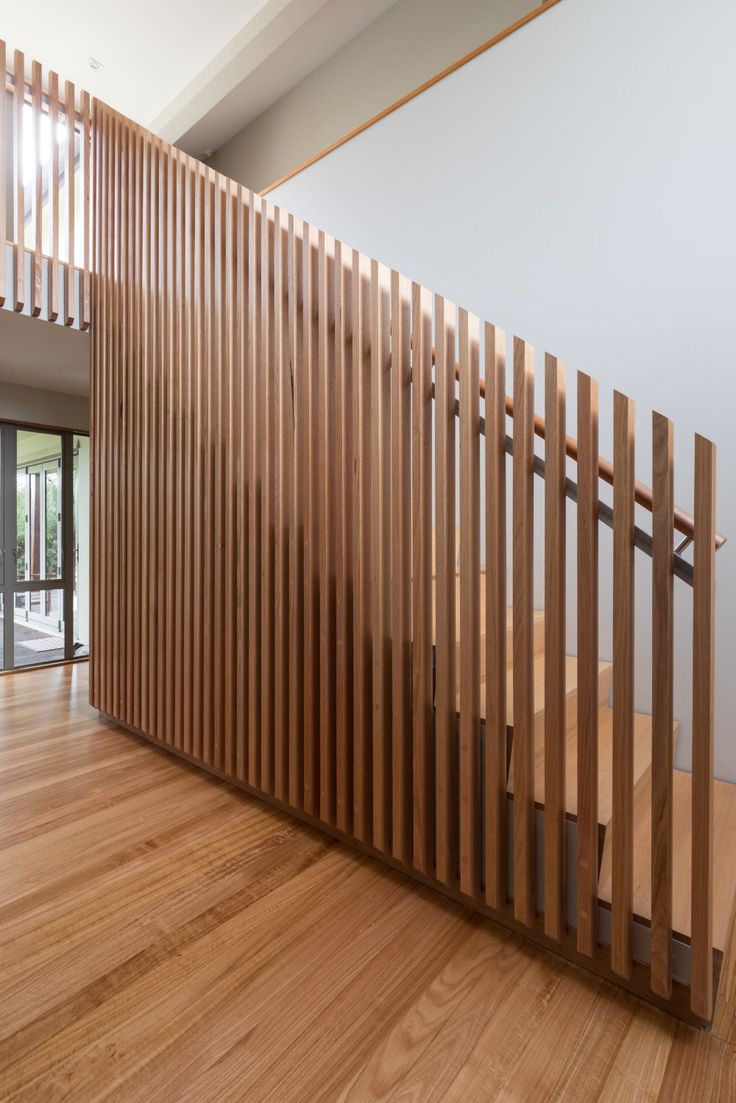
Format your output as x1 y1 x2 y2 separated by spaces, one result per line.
259 198 274 791
13 50 25 311
31 60 42 317
288 213 305 807
544 353 566 939
302 222 318 813
352 251 372 843
612 390 636 977
64 79 75 324
371 260 392 852
651 410 675 997
318 230 336 823
274 206 289 799
435 295 457 887
335 240 353 833
459 308 481 899
484 321 507 911
82 90 91 328
691 434 716 1019
576 372 599 957
512 336 535 925
412 282 434 875
390 270 412 862
49 71 60 320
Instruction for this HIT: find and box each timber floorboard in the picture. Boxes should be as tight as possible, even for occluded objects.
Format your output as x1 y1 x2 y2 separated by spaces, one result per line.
0 664 734 1102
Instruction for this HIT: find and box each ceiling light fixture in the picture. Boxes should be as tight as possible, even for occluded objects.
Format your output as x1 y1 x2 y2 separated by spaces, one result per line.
88 57 103 71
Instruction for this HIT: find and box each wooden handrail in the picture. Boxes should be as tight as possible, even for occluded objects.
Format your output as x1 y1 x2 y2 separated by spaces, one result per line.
447 357 726 551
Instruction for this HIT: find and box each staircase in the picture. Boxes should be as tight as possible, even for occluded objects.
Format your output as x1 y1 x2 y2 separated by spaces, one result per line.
452 583 736 967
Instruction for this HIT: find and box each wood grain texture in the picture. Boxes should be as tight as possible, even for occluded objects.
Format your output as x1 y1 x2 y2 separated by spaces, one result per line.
390 270 412 863
512 336 535 925
653 414 675 1001
458 309 481 899
612 391 635 978
576 372 599 957
691 435 716 1019
484 322 507 911
411 282 434 875
2 666 733 1103
88 101 721 1021
434 296 457 888
543 353 566 940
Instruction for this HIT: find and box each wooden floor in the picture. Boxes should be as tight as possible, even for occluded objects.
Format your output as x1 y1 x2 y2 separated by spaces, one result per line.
1 667 735 1102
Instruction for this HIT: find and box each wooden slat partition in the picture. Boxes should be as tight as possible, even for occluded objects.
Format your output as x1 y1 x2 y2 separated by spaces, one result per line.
512 337 535 925
90 99 722 1028
651 411 675 997
484 322 507 911
458 309 481 899
576 372 599 957
390 270 411 863
611 391 635 977
412 282 434 875
0 36 89 327
691 435 717 1019
434 295 457 887
543 354 566 940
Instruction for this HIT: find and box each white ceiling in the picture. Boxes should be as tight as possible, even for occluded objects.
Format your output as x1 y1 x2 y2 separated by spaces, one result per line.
2 0 273 127
2 0 396 153
0 309 90 397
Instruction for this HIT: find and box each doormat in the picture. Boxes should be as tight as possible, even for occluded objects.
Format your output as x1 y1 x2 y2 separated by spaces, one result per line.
19 636 65 653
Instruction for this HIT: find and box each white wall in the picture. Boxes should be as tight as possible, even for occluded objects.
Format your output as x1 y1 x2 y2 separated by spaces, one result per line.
210 0 534 192
0 380 89 431
271 0 736 779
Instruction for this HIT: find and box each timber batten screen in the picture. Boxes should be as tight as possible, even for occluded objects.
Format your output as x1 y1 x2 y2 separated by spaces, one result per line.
91 101 721 1026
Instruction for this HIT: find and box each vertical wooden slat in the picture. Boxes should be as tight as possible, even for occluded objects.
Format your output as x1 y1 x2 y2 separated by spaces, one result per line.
64 80 75 325
512 336 535 925
543 353 566 938
81 90 91 329
412 282 433 875
612 390 636 977
247 193 261 787
31 60 42 317
260 196 274 793
391 270 412 863
318 230 336 824
484 322 507 910
371 260 391 853
576 371 599 956
0 40 6 308
352 252 372 844
435 296 457 887
48 72 60 322
13 49 25 311
302 222 319 814
459 308 481 899
234 184 248 781
691 434 716 1020
274 206 290 800
335 242 353 833
191 160 204 759
650 411 674 997
287 213 304 807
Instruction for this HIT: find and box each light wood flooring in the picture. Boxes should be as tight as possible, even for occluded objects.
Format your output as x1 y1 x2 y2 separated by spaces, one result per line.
1 664 735 1102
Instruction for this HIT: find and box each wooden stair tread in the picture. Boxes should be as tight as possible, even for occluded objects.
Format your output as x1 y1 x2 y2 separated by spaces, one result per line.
506 707 671 827
598 769 736 951
475 654 612 726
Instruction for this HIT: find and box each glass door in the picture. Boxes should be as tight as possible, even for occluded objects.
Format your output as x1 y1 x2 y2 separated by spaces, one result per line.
0 424 89 671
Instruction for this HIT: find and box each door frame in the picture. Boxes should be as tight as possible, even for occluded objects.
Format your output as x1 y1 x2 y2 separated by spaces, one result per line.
0 424 82 671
